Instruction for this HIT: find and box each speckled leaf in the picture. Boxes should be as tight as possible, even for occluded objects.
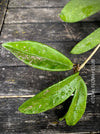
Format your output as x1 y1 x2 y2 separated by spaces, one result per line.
59 0 100 22
60 76 87 126
18 73 80 114
2 41 73 71
71 28 100 54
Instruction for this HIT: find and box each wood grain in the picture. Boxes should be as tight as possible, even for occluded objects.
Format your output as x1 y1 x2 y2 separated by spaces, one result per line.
0 0 8 32
0 22 100 43
0 23 73 42
0 65 100 95
0 95 100 133
9 0 70 8
5 8 100 24
5 8 61 23
68 22 100 41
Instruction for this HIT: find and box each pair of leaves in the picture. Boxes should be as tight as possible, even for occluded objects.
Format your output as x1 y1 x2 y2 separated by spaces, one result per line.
59 0 100 23
2 41 73 71
18 72 87 126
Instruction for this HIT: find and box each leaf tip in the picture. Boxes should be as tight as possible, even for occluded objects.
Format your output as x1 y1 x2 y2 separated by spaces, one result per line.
18 103 37 115
66 120 76 126
2 43 6 48
2 42 11 50
18 104 28 114
18 106 23 113
70 48 80 54
18 106 29 114
59 116 65 122
59 12 66 22
70 49 75 54
65 116 78 126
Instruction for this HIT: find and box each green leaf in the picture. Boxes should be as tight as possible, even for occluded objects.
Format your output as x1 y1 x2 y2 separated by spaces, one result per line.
71 28 100 54
18 73 80 114
59 0 100 22
2 41 73 71
60 76 87 126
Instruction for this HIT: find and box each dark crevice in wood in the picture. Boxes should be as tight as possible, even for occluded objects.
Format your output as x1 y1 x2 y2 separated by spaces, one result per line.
4 21 100 25
0 0 9 34
4 22 67 25
95 93 100 95
8 7 65 9
0 65 29 68
3 21 100 25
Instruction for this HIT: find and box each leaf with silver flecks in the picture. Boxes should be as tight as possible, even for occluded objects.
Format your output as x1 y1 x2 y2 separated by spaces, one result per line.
2 41 73 71
18 73 80 114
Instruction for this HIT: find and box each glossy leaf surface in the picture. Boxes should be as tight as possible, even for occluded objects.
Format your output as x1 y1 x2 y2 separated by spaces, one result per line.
60 76 87 126
18 73 79 114
71 28 100 54
59 0 100 22
2 41 73 71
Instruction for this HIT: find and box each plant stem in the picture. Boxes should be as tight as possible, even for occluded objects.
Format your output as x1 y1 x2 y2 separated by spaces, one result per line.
78 44 100 71
0 95 35 98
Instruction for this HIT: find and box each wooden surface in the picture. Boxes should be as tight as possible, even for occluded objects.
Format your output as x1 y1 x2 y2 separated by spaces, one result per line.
0 0 100 133
0 0 8 32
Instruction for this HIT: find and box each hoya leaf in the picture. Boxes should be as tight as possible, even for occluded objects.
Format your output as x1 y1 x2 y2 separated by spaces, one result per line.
71 28 100 54
2 41 73 71
60 76 87 126
59 0 100 22
18 73 79 114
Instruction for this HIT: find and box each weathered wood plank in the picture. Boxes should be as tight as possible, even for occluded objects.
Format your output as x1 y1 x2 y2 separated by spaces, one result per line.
0 22 100 43
0 0 8 7
0 65 100 95
5 8 61 23
0 0 8 32
0 23 72 43
5 8 100 24
68 22 100 41
9 0 70 8
0 95 100 133
7 9 100 24
0 41 100 66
